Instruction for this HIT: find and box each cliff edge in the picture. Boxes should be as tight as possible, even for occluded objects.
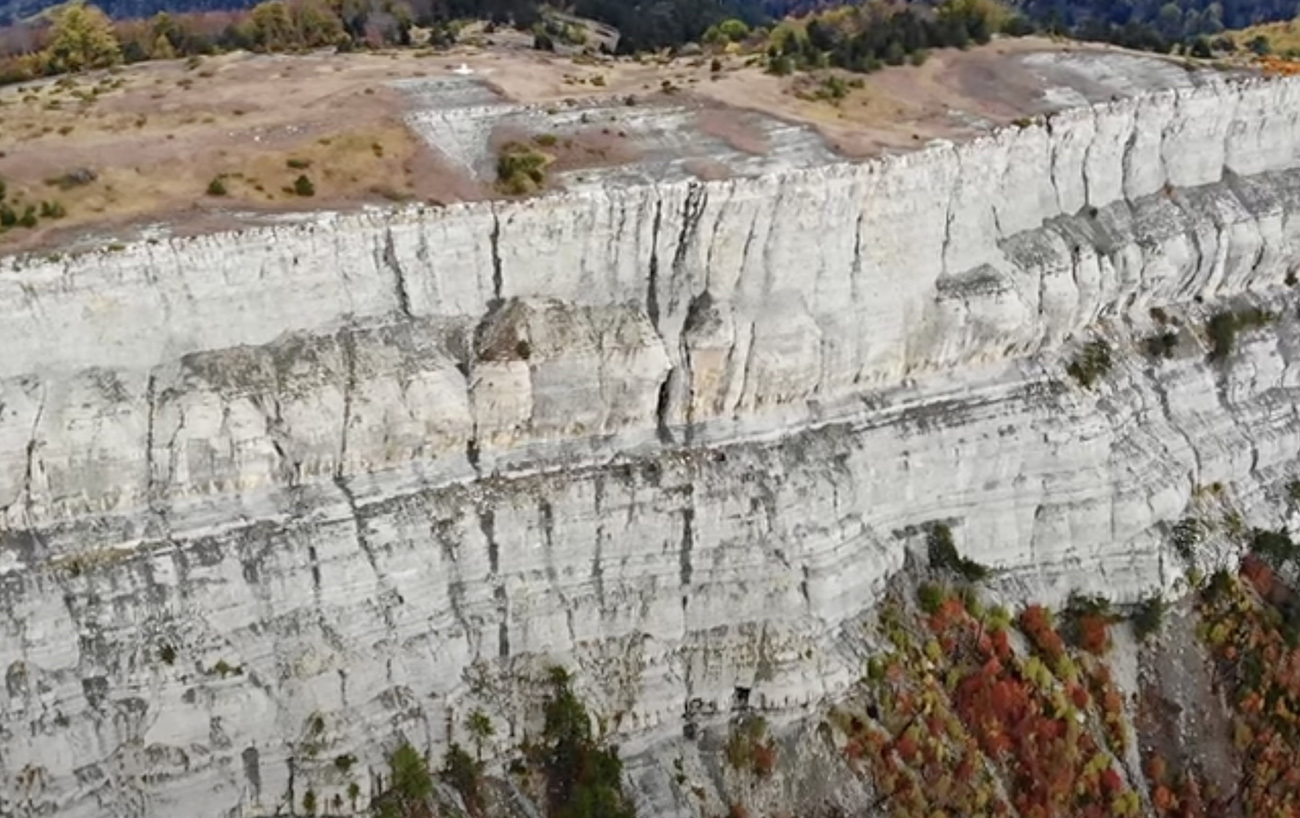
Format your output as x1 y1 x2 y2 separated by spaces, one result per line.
3 67 1300 817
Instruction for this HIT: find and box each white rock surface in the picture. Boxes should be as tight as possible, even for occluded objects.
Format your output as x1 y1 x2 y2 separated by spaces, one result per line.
3 76 1300 817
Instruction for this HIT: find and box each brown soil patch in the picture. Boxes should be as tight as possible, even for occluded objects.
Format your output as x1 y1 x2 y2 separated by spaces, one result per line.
487 121 641 194
682 158 733 181
0 36 1241 252
0 49 485 254
695 107 770 156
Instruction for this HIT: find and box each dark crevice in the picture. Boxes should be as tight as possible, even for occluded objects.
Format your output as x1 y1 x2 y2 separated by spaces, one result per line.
654 380 673 445
679 506 695 591
647 198 663 327
489 206 504 306
382 228 414 320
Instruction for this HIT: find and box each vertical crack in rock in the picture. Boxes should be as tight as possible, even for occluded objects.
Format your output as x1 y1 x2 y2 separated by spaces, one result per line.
1045 115 1066 214
8 381 47 520
382 227 414 320
143 372 162 517
850 210 865 306
479 505 509 658
1081 108 1098 208
665 185 710 444
1167 193 1207 300
262 396 300 488
679 505 695 612
308 545 322 595
1150 370 1202 493
332 475 396 635
647 196 673 443
337 328 357 476
489 205 504 305
646 198 663 327
592 477 606 610
538 497 576 641
734 322 758 416
940 196 956 277
1120 120 1140 200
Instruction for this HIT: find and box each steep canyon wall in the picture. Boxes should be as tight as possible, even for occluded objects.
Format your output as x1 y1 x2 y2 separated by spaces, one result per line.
3 77 1300 816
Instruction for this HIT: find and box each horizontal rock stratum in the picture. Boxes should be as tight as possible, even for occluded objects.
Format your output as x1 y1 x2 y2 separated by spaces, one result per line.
4 74 1300 817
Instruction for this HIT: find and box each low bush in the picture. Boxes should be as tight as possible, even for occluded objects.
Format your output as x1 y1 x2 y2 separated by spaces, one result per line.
1066 339 1113 388
1131 595 1167 641
927 523 989 582
1208 307 1276 361
497 143 549 195
1144 330 1178 359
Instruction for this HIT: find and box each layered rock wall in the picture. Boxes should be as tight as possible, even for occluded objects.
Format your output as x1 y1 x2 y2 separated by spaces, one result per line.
3 77 1300 817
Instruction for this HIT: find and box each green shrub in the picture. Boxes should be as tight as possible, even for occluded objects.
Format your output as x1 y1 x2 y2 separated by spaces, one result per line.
17 205 37 228
927 523 989 581
532 133 559 147
1131 594 1167 641
1144 330 1178 359
206 176 227 196
497 143 549 195
541 666 636 818
39 200 66 219
293 174 315 197
334 753 356 773
158 644 176 665
1208 307 1276 361
441 743 483 813
1250 527 1299 569
372 743 433 818
1066 339 1113 388
286 158 311 169
0 205 17 227
1171 517 1203 563
918 582 947 614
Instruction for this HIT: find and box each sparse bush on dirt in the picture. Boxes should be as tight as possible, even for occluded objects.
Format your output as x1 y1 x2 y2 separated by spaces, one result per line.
496 142 550 195
293 174 316 197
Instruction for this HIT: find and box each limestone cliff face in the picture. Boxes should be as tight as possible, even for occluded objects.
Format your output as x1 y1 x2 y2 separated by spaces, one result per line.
3 77 1300 817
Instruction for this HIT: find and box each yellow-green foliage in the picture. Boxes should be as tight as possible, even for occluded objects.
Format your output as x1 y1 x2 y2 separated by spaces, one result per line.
497 142 551 195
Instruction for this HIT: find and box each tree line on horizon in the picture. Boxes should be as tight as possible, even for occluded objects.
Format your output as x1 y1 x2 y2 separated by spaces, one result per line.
0 0 1295 88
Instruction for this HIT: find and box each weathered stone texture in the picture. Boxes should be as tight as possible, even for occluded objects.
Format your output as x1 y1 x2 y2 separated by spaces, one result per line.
4 77 1300 817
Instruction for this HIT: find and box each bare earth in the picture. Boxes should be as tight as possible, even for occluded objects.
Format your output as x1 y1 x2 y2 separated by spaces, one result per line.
0 35 1249 254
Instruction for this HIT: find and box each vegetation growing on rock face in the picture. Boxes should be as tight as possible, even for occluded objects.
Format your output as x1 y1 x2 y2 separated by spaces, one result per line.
725 715 777 778
1066 339 1114 388
537 666 636 818
927 522 990 581
371 742 434 818
1190 557 1300 815
1207 306 1277 361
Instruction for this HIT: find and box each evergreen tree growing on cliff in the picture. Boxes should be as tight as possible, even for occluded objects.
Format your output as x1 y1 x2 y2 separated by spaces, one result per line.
542 667 636 818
